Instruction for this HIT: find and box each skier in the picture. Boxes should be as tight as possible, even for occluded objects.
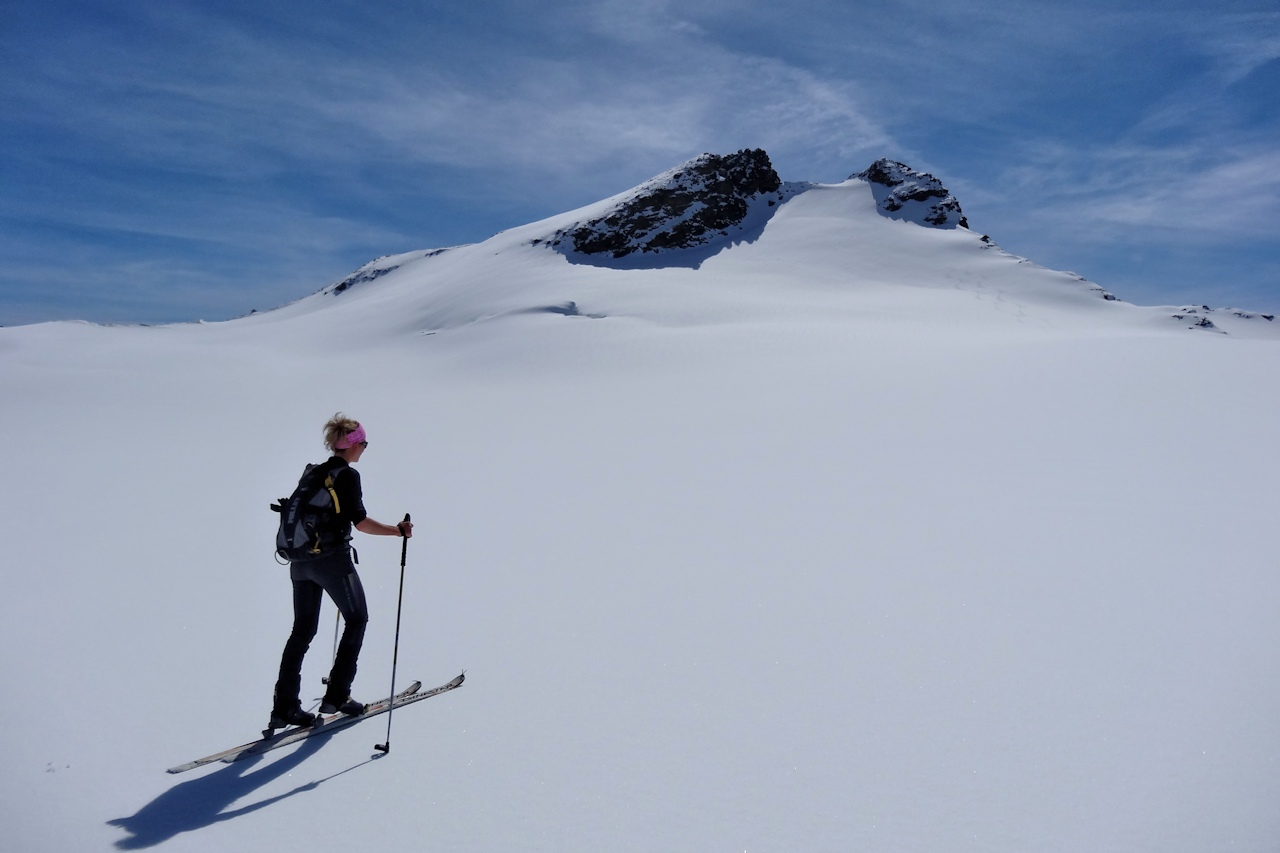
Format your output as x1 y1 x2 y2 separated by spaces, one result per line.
269 413 413 729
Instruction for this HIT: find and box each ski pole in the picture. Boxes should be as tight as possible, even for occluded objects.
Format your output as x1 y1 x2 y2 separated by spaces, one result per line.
375 513 411 755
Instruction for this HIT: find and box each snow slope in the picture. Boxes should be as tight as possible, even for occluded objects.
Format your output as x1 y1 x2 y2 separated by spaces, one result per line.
2 165 1279 852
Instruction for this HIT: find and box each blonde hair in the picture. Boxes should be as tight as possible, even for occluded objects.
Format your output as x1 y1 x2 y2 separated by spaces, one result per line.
323 412 361 452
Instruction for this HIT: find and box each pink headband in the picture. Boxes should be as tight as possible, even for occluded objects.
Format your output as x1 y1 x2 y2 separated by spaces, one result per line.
336 423 366 449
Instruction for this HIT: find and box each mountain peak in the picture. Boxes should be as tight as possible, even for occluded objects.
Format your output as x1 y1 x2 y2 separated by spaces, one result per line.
852 159 968 229
547 148 785 263
544 152 975 270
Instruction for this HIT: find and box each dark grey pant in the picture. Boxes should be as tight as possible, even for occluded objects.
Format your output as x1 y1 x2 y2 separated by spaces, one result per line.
273 550 369 713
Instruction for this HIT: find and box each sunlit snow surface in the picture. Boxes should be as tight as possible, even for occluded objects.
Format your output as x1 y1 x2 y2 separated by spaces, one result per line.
3 179 1279 852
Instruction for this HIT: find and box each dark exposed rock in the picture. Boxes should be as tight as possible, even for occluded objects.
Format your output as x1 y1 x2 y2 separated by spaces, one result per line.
331 264 397 296
557 149 783 258
852 159 968 229
327 248 451 297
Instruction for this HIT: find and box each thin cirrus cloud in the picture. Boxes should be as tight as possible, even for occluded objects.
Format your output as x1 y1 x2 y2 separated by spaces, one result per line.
12 7 888 200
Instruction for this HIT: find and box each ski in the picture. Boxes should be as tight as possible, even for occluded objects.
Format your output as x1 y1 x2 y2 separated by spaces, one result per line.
166 672 464 774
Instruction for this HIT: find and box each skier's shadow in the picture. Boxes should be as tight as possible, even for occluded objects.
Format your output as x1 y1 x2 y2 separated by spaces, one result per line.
107 731 379 849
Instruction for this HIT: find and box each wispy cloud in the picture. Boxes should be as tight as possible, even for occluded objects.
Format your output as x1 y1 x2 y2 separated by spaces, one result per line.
982 140 1280 243
7 1 895 196
1196 10 1280 84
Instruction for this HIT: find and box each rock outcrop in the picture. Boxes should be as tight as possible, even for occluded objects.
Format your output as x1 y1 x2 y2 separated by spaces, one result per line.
853 159 968 229
550 149 784 259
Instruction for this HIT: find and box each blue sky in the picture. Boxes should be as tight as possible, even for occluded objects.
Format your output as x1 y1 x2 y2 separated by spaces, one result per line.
3 0 1278 325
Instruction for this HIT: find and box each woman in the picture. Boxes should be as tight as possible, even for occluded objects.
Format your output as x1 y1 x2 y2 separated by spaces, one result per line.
270 413 412 729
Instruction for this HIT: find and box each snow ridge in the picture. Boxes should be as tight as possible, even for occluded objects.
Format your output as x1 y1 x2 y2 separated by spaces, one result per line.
321 248 457 298
1171 304 1277 333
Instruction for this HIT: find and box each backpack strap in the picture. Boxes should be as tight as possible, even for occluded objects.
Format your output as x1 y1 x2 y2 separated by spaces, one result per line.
324 473 342 515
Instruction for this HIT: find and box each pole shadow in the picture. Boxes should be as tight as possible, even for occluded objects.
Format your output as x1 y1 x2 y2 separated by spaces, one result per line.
107 731 378 849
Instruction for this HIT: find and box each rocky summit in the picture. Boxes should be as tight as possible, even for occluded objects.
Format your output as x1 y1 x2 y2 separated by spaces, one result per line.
852 159 968 229
546 151 972 267
551 148 784 259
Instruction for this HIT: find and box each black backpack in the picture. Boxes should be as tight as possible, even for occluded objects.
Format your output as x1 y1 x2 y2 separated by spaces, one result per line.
271 463 349 562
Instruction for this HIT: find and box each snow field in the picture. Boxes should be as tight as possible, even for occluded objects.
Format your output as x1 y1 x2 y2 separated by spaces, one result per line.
2 177 1278 851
